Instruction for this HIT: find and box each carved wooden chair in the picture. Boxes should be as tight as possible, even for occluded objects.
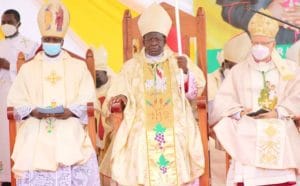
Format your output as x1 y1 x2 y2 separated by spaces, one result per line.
7 49 97 186
122 3 210 185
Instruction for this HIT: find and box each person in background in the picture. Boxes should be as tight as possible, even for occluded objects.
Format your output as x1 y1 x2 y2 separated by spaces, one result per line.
208 32 252 152
0 9 38 186
92 46 116 186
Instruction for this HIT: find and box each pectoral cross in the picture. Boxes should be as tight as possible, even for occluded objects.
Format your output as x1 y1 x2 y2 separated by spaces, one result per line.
46 71 61 86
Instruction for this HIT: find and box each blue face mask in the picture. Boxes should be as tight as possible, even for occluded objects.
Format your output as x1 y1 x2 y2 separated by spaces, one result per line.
42 42 62 56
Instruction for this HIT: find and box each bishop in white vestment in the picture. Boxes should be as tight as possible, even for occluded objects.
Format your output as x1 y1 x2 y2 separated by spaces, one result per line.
101 4 206 186
7 1 100 185
210 9 300 186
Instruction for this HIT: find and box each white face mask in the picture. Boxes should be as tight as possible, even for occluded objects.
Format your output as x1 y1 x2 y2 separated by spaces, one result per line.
251 44 270 61
1 24 17 37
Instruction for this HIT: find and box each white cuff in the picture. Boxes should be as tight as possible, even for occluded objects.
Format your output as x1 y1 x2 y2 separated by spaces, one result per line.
276 106 290 119
68 105 88 124
14 106 33 121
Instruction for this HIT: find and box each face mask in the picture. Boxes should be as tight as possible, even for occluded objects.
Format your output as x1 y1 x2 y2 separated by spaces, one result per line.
42 42 62 56
251 44 270 61
1 24 17 37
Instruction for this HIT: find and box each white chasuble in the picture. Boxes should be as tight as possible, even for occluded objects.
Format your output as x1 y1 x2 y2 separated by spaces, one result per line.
42 57 66 107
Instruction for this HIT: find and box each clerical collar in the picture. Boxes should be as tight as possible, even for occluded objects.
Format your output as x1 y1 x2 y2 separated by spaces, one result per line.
249 58 276 72
43 52 63 63
145 53 164 64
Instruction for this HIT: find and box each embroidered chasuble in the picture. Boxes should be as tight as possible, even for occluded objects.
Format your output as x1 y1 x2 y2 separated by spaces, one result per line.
210 51 300 185
7 52 96 177
104 47 205 186
253 67 285 169
42 58 66 132
144 60 178 185
43 59 66 107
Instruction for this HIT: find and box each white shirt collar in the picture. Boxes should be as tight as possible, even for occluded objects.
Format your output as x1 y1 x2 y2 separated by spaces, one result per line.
42 52 63 63
145 52 164 64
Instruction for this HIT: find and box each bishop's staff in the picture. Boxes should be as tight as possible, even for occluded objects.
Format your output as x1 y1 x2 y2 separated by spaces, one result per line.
174 0 186 115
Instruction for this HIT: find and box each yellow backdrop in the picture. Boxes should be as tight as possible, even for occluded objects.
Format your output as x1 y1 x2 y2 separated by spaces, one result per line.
0 0 243 72
62 0 137 72
195 0 242 49
62 0 243 72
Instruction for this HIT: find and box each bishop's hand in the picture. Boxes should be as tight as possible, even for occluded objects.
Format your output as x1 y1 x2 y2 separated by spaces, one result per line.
176 56 188 74
53 108 74 120
0 58 10 70
30 108 51 119
254 110 278 119
30 108 74 120
108 95 127 113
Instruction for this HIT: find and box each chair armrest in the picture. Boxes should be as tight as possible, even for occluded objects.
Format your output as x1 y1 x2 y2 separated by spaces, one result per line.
7 107 17 186
197 96 207 109
87 102 94 117
86 102 96 150
195 96 210 185
7 107 15 120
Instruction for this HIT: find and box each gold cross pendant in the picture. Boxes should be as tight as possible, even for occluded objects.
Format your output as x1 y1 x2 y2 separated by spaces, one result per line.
46 71 61 86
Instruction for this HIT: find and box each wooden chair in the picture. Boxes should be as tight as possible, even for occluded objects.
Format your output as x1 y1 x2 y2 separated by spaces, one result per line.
122 3 210 185
7 49 97 186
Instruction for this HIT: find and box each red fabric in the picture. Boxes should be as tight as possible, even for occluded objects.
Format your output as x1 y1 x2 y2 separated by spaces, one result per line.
184 78 189 93
237 182 296 186
166 25 186 53
98 96 106 140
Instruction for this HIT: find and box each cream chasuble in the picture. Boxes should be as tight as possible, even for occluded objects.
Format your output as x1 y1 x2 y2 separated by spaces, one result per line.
7 51 97 177
210 51 300 185
101 47 205 186
42 56 66 107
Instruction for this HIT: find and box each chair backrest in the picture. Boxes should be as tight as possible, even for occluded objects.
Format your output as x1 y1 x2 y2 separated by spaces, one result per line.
122 3 210 185
17 49 96 82
123 3 207 81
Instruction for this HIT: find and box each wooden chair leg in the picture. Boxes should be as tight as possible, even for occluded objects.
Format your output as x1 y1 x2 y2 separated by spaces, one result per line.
7 107 16 186
87 103 97 150
198 97 210 186
225 153 231 176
